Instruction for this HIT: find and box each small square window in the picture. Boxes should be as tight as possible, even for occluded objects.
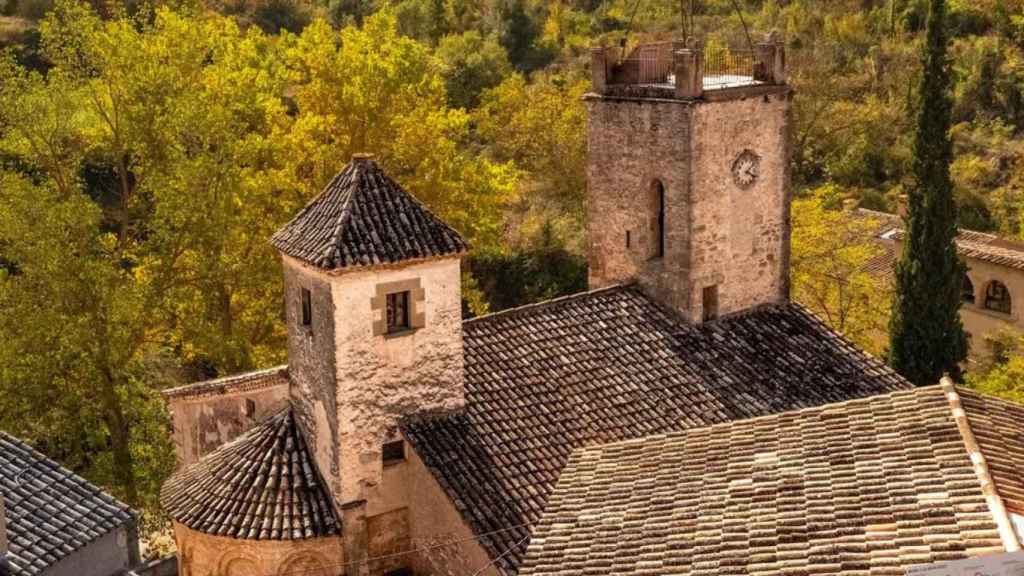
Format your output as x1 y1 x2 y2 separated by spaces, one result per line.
301 288 312 327
382 440 405 465
386 291 411 334
244 399 256 418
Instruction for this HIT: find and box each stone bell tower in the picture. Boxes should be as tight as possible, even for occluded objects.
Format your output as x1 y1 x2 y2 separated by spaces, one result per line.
269 155 468 558
586 36 791 323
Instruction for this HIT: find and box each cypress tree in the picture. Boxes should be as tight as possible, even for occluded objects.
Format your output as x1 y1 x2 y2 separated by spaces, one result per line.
889 0 968 386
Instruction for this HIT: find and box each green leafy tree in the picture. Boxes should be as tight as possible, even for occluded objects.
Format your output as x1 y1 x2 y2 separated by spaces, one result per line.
791 188 892 357
889 0 969 385
435 30 511 109
285 11 517 251
0 2 296 510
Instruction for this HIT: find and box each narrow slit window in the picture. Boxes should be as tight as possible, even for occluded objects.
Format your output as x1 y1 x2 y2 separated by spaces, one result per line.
626 230 632 249
702 285 719 322
386 291 411 334
301 288 312 327
244 399 256 418
657 185 665 258
649 180 666 260
382 440 405 465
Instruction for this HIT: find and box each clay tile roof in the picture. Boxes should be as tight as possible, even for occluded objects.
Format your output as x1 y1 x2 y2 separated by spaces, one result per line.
401 285 911 575
519 385 1023 576
270 157 469 270
853 208 1024 275
160 409 340 540
0 432 135 575
955 389 1024 513
160 365 289 401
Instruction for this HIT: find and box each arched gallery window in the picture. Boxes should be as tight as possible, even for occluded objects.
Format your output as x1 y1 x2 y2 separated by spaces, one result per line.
985 280 1012 315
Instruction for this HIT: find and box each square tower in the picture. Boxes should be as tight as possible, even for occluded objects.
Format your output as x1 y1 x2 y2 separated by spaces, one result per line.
270 156 468 508
586 38 792 323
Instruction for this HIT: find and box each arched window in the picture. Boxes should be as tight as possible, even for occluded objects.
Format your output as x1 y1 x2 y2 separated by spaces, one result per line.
962 275 975 304
985 280 1012 315
649 180 665 259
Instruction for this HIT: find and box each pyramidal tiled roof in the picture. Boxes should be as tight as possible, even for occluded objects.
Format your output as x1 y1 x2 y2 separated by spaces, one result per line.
0 432 135 575
270 156 469 270
160 409 340 540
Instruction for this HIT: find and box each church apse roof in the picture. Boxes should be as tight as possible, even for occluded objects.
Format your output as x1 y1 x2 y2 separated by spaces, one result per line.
401 285 912 575
270 156 469 271
160 408 339 540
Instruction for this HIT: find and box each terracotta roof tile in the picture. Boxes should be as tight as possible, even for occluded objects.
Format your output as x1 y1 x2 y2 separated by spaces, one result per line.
0 433 135 575
160 409 339 540
402 286 911 574
161 365 288 400
853 208 1024 275
270 157 468 270
519 386 1017 576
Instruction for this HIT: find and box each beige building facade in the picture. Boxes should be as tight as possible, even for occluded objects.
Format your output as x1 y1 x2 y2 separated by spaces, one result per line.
857 207 1024 359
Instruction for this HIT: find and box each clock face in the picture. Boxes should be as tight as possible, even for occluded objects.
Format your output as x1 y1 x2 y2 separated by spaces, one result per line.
731 150 761 189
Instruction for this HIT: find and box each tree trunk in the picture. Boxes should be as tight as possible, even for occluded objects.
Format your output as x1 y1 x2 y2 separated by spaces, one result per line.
98 349 138 505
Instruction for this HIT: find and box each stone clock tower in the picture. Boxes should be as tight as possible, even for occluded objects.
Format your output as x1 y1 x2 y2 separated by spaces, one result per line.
586 37 792 323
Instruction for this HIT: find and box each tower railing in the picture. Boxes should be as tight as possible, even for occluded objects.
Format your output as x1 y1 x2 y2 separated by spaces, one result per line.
590 35 786 99
702 48 762 89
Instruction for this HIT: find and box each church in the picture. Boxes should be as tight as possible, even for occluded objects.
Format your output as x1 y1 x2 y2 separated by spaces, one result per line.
158 37 919 576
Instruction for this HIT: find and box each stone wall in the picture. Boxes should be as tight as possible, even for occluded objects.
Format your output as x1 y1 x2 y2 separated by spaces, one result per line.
284 255 342 496
330 257 465 505
585 95 694 312
280 254 465 504
173 522 343 576
585 85 792 322
687 89 792 321
165 370 290 467
404 444 497 576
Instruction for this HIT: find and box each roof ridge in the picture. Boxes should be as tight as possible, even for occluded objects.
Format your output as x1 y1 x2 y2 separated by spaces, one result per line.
325 163 360 267
464 283 637 324
161 365 287 399
942 377 1023 552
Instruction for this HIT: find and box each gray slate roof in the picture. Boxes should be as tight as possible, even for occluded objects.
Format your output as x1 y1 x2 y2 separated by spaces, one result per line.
270 157 468 270
402 285 912 575
520 385 1021 576
0 432 135 575
160 408 340 540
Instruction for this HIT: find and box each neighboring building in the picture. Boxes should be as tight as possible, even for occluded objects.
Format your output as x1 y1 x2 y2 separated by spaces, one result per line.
162 365 289 467
520 380 1024 575
160 38 917 576
855 206 1024 357
0 432 139 576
